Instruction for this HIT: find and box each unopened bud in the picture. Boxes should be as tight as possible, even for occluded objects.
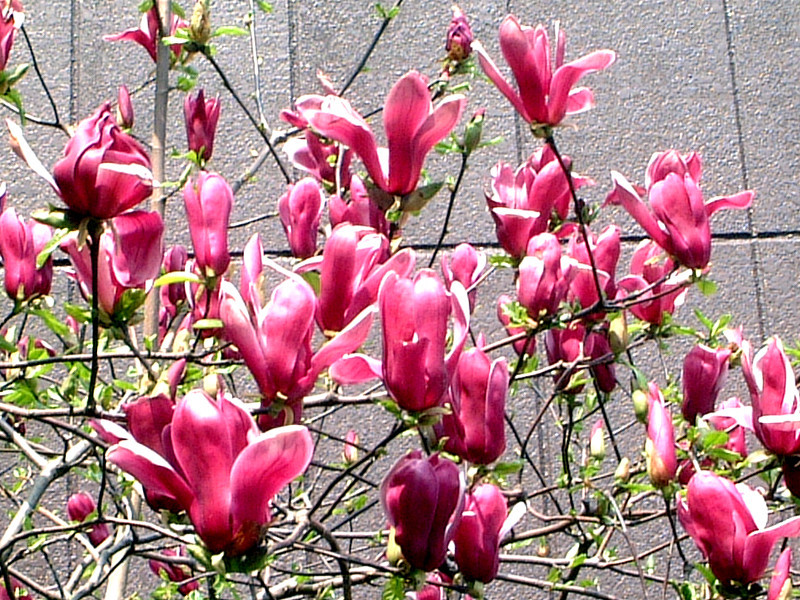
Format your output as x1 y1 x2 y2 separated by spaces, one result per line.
343 430 359 465
116 86 134 129
589 419 605 460
463 108 484 156
445 5 473 62
632 389 649 423
614 457 631 482
608 312 628 354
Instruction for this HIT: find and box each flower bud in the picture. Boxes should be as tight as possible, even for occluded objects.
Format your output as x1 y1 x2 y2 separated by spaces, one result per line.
183 172 232 279
589 419 605 460
149 547 200 596
608 312 628 354
343 429 359 465
116 85 134 129
446 5 473 62
614 457 631 482
645 383 677 487
462 108 484 156
67 491 111 546
681 344 731 423
278 178 323 259
453 484 506 583
184 89 221 163
632 389 649 423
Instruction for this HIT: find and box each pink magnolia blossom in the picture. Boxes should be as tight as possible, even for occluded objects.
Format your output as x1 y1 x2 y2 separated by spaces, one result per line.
219 278 374 428
296 71 465 196
184 89 220 162
62 211 163 317
706 397 748 459
617 240 687 325
681 344 731 423
453 484 507 583
108 390 314 556
677 470 800 585
485 147 590 258
0 207 53 303
183 171 232 278
474 16 615 128
742 337 800 456
381 451 464 571
67 492 111 547
239 233 264 313
0 1 22 72
436 341 507 465
545 322 615 393
607 150 753 269
278 178 323 259
496 294 531 356
564 224 620 310
104 7 187 62
51 103 153 219
283 130 352 189
645 383 676 487
299 223 414 333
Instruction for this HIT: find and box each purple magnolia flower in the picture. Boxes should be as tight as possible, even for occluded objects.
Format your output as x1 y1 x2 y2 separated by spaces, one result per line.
108 390 314 556
278 178 323 259
296 71 465 196
104 6 187 62
607 150 753 269
474 16 615 128
0 207 53 303
67 492 111 547
381 451 464 571
184 89 220 162
183 171 232 279
678 471 800 586
453 484 507 583
681 344 731 423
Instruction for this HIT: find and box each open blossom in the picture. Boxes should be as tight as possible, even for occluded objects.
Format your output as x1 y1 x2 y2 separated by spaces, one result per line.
517 232 567 320
219 278 374 428
104 6 187 62
329 175 388 235
295 71 465 196
0 1 21 72
108 390 314 556
62 211 163 317
474 16 615 128
486 147 590 258
299 223 414 333
381 451 464 571
742 337 800 456
607 150 753 269
0 207 53 303
184 89 220 162
677 470 800 585
545 322 615 393
284 130 352 189
49 103 153 219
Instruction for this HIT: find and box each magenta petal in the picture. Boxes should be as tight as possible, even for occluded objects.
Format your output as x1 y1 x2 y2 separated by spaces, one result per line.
744 518 800 583
109 210 164 287
564 87 595 115
329 353 383 384
498 16 547 123
123 394 174 456
608 171 669 249
408 94 466 189
548 50 615 124
473 41 529 121
107 440 194 510
171 391 235 553
229 425 313 554
705 190 755 217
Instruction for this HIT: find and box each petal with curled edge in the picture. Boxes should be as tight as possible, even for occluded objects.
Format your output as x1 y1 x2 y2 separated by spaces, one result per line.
107 440 194 510
229 425 314 555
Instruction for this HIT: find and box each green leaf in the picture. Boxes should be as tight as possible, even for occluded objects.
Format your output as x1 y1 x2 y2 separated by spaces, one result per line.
697 278 717 296
212 25 248 37
381 575 405 600
193 318 223 330
36 227 71 268
493 460 523 476
256 0 272 12
29 308 72 338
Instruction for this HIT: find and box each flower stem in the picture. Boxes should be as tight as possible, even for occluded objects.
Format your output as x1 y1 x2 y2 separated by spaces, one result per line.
86 221 102 415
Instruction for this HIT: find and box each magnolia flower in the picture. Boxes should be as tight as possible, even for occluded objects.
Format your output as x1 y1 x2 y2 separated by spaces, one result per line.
381 451 464 571
296 71 465 196
184 89 220 162
0 207 53 303
453 484 507 583
677 470 800 585
67 492 111 546
183 172 233 279
607 150 753 269
278 178 323 259
645 382 677 487
681 344 731 423
104 6 187 62
108 390 314 556
474 16 615 129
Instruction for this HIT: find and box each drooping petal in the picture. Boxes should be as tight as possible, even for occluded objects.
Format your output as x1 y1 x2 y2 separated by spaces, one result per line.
548 50 616 124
